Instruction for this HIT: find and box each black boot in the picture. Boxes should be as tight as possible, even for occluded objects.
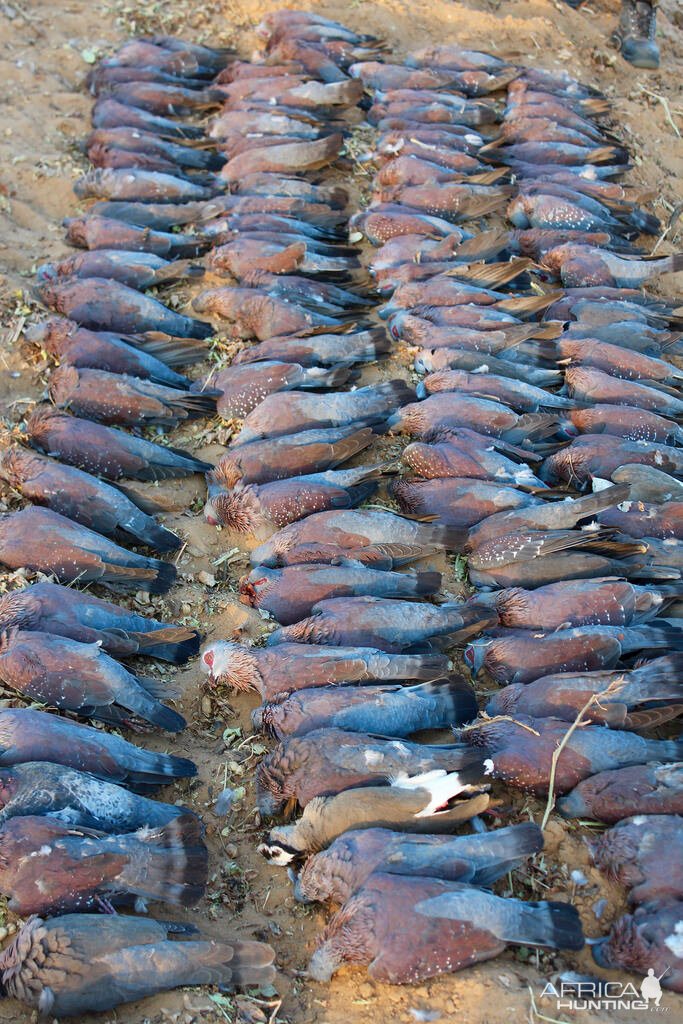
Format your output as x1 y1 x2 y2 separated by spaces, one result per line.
612 0 660 69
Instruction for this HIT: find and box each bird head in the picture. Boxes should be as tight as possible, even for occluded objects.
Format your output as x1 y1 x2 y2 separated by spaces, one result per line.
258 824 307 866
238 568 274 608
199 641 262 693
203 485 262 534
463 640 489 679
48 365 80 408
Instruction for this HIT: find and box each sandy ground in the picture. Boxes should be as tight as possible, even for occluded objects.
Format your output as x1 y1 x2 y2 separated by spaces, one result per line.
0 1 681 1023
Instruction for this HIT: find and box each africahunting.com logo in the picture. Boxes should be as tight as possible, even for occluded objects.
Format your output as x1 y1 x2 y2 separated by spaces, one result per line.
541 972 670 1012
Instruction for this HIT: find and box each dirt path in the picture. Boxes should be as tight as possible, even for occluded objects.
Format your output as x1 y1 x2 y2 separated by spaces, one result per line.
0 2 681 1024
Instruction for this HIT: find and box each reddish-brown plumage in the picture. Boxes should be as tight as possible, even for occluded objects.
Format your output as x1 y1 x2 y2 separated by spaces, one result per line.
208 238 308 277
373 183 510 221
220 134 344 181
255 728 483 814
589 815 683 906
211 427 374 488
542 435 683 487
310 873 506 982
593 901 683 992
559 763 683 822
200 640 449 698
192 287 340 341
460 714 683 795
195 361 349 420
556 337 682 385
239 564 441 624
205 465 380 536
465 628 624 684
48 365 215 427
490 579 646 630
563 404 681 445
598 500 682 540
391 477 540 529
0 812 207 915
566 366 683 418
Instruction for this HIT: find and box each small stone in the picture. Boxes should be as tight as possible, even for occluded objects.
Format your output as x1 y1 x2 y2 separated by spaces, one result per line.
201 695 212 717
198 570 217 587
181 602 192 615
135 590 150 604
358 983 374 999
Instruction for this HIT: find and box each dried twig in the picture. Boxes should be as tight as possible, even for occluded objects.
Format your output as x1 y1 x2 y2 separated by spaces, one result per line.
540 679 625 830
459 712 541 737
639 86 682 138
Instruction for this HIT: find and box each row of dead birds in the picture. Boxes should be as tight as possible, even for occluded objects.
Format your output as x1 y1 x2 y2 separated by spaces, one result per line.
174 10 682 997
0 6 680 1013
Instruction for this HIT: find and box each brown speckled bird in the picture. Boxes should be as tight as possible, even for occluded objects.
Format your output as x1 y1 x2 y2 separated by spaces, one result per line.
240 563 442 624
592 901 683 992
390 477 541 530
259 771 491 863
0 446 179 552
253 676 476 738
204 464 383 537
559 763 683 823
249 508 463 570
200 641 448 699
294 821 544 904
560 404 682 446
459 714 683 795
0 628 185 733
480 579 680 631
48 365 216 428
0 915 276 1016
267 596 497 652
565 366 683 419
464 623 681 685
256 728 488 815
211 427 374 488
0 507 176 593
196 360 351 420
541 435 683 488
308 873 583 982
236 380 415 443
486 654 683 728
588 815 683 906
25 406 211 481
0 812 207 915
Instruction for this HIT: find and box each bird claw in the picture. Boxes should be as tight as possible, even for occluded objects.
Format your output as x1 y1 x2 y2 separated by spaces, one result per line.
96 897 118 915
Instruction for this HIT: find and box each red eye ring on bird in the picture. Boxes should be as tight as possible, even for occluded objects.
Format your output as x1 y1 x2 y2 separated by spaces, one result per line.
203 650 214 668
464 647 475 666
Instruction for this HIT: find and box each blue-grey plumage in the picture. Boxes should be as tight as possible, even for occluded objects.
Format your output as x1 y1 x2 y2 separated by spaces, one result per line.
0 506 176 593
0 580 199 663
267 596 497 652
0 447 179 552
36 249 204 302
73 167 219 202
414 347 562 389
0 761 189 831
558 763 683 822
0 914 275 1017
26 406 211 482
253 676 477 739
294 822 544 903
0 628 185 732
0 707 196 789
241 563 442 624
